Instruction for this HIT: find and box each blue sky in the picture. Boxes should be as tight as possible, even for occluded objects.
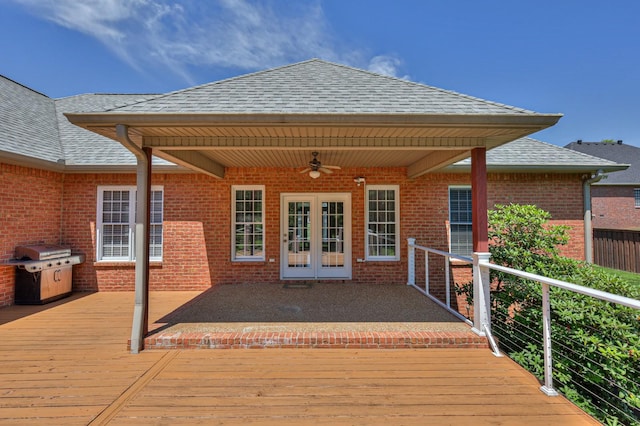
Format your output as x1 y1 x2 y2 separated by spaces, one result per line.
1 0 639 147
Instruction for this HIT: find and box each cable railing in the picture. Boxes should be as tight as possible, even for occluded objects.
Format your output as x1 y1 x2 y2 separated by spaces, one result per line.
407 238 640 425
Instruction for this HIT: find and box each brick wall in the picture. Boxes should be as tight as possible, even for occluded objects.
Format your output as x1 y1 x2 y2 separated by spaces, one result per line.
0 163 64 306
1 164 587 305
62 173 216 292
486 172 585 260
591 185 640 230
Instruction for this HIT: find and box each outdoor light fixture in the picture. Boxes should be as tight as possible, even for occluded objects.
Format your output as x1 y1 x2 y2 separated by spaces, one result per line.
353 176 366 186
309 170 321 179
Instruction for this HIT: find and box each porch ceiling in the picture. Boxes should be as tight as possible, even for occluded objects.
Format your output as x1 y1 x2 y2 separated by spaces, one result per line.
66 112 562 179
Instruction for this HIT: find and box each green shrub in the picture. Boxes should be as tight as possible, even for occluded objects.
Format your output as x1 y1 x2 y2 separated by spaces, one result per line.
458 204 640 425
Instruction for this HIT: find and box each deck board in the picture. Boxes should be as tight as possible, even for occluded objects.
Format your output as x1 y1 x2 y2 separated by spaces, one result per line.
0 291 598 425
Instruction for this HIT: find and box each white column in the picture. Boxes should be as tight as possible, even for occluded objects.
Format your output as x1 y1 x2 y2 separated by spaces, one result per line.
471 252 491 336
407 238 416 286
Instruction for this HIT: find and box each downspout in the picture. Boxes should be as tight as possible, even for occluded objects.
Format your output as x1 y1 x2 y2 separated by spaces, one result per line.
583 169 604 263
115 124 151 354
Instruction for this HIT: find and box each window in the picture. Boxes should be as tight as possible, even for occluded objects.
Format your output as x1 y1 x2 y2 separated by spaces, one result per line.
635 188 640 208
97 186 163 261
449 186 472 257
366 185 399 260
232 186 265 261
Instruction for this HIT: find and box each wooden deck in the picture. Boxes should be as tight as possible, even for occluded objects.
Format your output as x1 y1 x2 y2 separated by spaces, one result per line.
0 292 598 425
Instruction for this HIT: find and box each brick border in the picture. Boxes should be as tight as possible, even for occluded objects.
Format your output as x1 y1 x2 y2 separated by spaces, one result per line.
136 330 489 350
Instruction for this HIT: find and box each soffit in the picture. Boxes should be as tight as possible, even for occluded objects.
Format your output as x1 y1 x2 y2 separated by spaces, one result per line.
66 116 560 179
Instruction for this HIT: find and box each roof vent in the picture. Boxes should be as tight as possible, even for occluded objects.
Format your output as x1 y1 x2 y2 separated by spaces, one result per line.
617 140 623 145
577 139 582 144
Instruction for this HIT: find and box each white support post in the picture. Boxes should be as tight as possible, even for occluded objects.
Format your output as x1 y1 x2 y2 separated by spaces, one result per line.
424 253 429 294
407 238 416 286
540 283 559 396
472 252 491 336
445 256 450 308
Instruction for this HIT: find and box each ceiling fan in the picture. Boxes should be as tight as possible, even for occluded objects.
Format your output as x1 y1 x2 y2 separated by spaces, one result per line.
300 152 341 179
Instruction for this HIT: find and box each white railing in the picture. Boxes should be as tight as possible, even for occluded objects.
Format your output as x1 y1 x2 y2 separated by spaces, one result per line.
407 237 640 399
406 238 472 325
407 239 500 356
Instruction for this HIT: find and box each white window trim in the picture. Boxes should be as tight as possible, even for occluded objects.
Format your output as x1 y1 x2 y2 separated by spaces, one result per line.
365 184 400 261
231 185 266 262
448 185 472 257
96 185 164 262
635 188 640 208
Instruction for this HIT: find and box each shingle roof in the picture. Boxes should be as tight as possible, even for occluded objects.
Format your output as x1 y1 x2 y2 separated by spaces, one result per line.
0 75 62 163
0 74 174 168
110 59 545 115
54 94 172 167
3 63 620 175
564 142 639 184
449 137 625 172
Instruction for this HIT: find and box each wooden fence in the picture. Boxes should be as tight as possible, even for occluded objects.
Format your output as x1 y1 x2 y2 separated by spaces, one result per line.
593 228 640 273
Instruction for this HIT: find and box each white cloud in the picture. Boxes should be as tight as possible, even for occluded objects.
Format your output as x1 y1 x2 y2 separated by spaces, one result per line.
11 0 406 84
367 55 410 80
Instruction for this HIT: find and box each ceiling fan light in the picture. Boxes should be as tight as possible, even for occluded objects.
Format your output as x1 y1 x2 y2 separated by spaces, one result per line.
309 170 321 179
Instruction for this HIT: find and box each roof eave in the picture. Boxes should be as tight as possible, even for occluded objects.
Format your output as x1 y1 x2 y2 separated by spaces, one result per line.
592 181 639 186
0 150 65 172
64 112 563 128
444 164 629 174
62 164 188 173
0 150 186 173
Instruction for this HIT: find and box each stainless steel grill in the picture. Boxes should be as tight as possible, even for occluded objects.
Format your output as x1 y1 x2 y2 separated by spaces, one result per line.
10 244 84 304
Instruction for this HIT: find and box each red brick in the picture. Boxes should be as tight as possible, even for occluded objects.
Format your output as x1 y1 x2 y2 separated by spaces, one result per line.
1 163 588 308
591 186 640 230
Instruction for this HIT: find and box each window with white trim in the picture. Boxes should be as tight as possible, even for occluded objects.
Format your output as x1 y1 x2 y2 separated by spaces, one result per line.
97 186 163 261
366 185 400 260
449 186 472 257
635 188 640 208
232 186 265 261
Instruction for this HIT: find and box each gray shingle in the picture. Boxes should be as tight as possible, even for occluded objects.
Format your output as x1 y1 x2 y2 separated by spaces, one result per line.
451 137 623 171
0 76 61 163
111 59 545 115
55 94 172 166
0 75 175 168
565 142 640 184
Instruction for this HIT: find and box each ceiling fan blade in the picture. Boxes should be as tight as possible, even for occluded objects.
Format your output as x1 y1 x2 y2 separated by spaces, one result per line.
319 167 334 174
323 165 341 170
299 168 311 173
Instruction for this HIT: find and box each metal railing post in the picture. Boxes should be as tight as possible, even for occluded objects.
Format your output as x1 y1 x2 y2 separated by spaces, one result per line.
444 256 450 308
540 283 559 396
424 252 429 294
472 252 491 336
407 238 416 286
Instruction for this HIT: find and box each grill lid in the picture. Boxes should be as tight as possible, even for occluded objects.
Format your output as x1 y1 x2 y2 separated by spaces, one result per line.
15 244 72 261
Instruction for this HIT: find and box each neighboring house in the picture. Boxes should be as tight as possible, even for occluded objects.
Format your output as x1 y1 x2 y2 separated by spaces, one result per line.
0 59 625 310
565 140 640 230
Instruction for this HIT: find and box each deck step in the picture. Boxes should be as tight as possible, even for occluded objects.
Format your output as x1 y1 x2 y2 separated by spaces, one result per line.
138 330 489 350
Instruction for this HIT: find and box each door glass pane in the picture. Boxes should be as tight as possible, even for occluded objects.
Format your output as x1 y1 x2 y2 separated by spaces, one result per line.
321 201 344 268
287 201 311 268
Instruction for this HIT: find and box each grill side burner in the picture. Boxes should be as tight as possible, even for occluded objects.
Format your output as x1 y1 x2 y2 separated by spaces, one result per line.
10 244 85 304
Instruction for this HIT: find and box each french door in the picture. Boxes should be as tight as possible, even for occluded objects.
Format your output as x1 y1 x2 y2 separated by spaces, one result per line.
281 193 351 279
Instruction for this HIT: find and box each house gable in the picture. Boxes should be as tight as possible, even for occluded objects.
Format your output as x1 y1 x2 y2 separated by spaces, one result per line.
66 59 564 179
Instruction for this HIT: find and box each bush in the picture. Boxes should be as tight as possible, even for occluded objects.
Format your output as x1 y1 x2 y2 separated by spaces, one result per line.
458 204 640 425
